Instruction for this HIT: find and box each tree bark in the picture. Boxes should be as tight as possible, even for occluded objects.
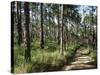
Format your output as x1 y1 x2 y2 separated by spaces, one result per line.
24 2 31 62
61 4 64 56
11 1 15 73
92 6 95 50
17 2 22 46
40 3 44 49
58 5 60 46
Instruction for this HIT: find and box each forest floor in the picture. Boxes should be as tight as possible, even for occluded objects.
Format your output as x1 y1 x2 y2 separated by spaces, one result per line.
62 47 96 70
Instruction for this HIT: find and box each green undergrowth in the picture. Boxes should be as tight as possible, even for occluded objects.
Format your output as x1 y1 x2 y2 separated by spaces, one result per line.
14 39 81 73
89 48 97 65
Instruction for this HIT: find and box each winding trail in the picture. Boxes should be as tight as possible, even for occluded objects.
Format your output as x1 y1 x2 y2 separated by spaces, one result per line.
62 47 96 70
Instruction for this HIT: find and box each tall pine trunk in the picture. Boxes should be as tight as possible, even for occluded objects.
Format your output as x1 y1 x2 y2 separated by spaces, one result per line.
11 1 15 73
92 6 95 50
61 4 64 56
58 5 60 46
95 7 97 50
40 3 44 49
17 2 22 46
24 2 31 62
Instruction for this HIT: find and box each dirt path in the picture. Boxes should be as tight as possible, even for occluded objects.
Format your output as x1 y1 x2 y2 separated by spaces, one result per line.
62 47 96 70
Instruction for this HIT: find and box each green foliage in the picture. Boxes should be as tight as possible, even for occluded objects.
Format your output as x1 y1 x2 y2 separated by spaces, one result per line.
83 14 97 25
14 37 80 73
89 49 97 64
14 44 24 66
